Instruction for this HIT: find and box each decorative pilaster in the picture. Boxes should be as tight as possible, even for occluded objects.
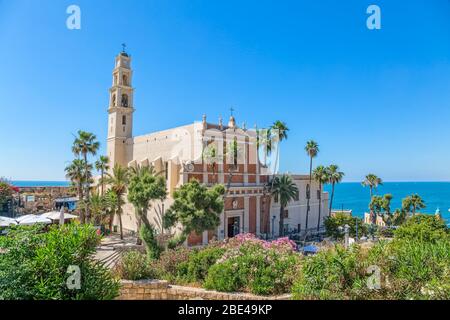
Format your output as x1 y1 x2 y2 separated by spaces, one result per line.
256 195 261 235
202 231 208 245
244 197 250 233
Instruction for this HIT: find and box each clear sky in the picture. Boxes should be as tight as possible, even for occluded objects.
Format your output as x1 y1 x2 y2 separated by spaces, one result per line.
0 0 449 182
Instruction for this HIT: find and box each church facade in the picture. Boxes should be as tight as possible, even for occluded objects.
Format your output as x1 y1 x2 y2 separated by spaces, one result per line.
106 51 329 245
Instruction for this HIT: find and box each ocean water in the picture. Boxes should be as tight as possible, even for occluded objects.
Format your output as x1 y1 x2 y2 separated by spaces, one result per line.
324 182 450 224
12 181 70 187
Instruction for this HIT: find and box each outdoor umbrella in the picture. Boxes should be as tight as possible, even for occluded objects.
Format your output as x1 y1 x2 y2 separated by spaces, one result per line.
0 216 18 227
16 214 36 222
41 211 78 221
18 215 52 225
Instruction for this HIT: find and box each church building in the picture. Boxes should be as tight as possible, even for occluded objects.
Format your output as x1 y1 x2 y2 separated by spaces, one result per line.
106 50 329 245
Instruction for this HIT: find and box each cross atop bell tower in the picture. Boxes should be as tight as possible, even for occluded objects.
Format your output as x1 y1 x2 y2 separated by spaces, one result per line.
106 48 135 168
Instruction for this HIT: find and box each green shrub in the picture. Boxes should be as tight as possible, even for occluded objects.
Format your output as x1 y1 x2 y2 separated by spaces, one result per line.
177 246 226 284
204 260 242 292
0 223 119 300
394 214 449 243
167 234 187 250
291 245 369 300
204 242 301 295
154 246 191 282
377 227 395 238
0 225 44 299
114 250 154 281
292 216 450 300
324 213 367 240
373 238 450 299
140 224 162 259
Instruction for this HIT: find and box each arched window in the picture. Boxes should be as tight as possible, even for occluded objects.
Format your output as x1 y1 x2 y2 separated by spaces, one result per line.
121 94 128 107
122 115 126 125
122 74 128 86
112 94 116 107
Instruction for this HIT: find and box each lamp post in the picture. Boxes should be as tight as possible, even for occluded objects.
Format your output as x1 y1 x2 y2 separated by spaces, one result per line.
344 224 350 248
338 224 350 249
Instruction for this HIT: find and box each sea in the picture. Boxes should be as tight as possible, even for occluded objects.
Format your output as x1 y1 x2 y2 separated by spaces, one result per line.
12 181 70 188
324 182 450 224
10 181 450 224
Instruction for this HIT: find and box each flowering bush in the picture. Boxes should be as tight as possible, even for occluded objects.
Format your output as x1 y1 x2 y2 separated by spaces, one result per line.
205 234 301 295
224 233 297 252
153 246 191 283
115 232 301 295
176 246 226 284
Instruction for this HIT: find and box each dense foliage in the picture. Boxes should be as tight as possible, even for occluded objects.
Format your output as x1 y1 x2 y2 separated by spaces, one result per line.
394 214 448 243
164 179 225 236
0 223 119 300
204 236 300 295
113 214 449 299
324 212 368 239
292 245 369 299
140 224 162 259
293 215 450 300
115 250 154 281
127 165 167 246
0 181 13 209
116 233 300 296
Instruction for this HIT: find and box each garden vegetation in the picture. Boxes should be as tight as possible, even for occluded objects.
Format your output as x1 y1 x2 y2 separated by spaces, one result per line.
0 223 119 300
115 215 449 299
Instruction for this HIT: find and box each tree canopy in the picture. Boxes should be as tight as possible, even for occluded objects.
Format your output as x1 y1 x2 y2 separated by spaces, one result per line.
164 179 225 237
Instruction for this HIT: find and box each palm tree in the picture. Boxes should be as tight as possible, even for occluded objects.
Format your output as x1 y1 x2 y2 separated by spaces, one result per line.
78 192 105 225
393 208 407 226
402 194 426 216
270 120 289 176
271 121 289 141
362 174 383 198
271 174 299 237
104 164 129 239
381 194 393 226
305 140 319 231
327 165 344 213
104 189 119 233
362 174 383 225
369 195 384 224
256 127 272 165
65 159 90 223
95 155 110 196
72 130 100 224
312 165 328 231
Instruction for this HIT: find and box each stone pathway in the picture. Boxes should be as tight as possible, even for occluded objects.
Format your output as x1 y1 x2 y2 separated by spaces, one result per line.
95 234 140 269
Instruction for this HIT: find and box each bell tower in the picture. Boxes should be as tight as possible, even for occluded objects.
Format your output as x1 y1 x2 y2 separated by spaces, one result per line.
107 46 134 168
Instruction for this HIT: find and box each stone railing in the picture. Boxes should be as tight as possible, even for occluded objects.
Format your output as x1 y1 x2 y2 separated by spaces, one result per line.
118 280 292 300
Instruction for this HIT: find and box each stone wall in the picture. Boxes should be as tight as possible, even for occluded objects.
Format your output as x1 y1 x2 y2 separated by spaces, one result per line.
16 186 75 214
118 280 291 300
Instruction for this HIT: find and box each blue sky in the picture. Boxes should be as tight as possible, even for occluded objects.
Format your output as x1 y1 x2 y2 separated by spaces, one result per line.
0 0 449 181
